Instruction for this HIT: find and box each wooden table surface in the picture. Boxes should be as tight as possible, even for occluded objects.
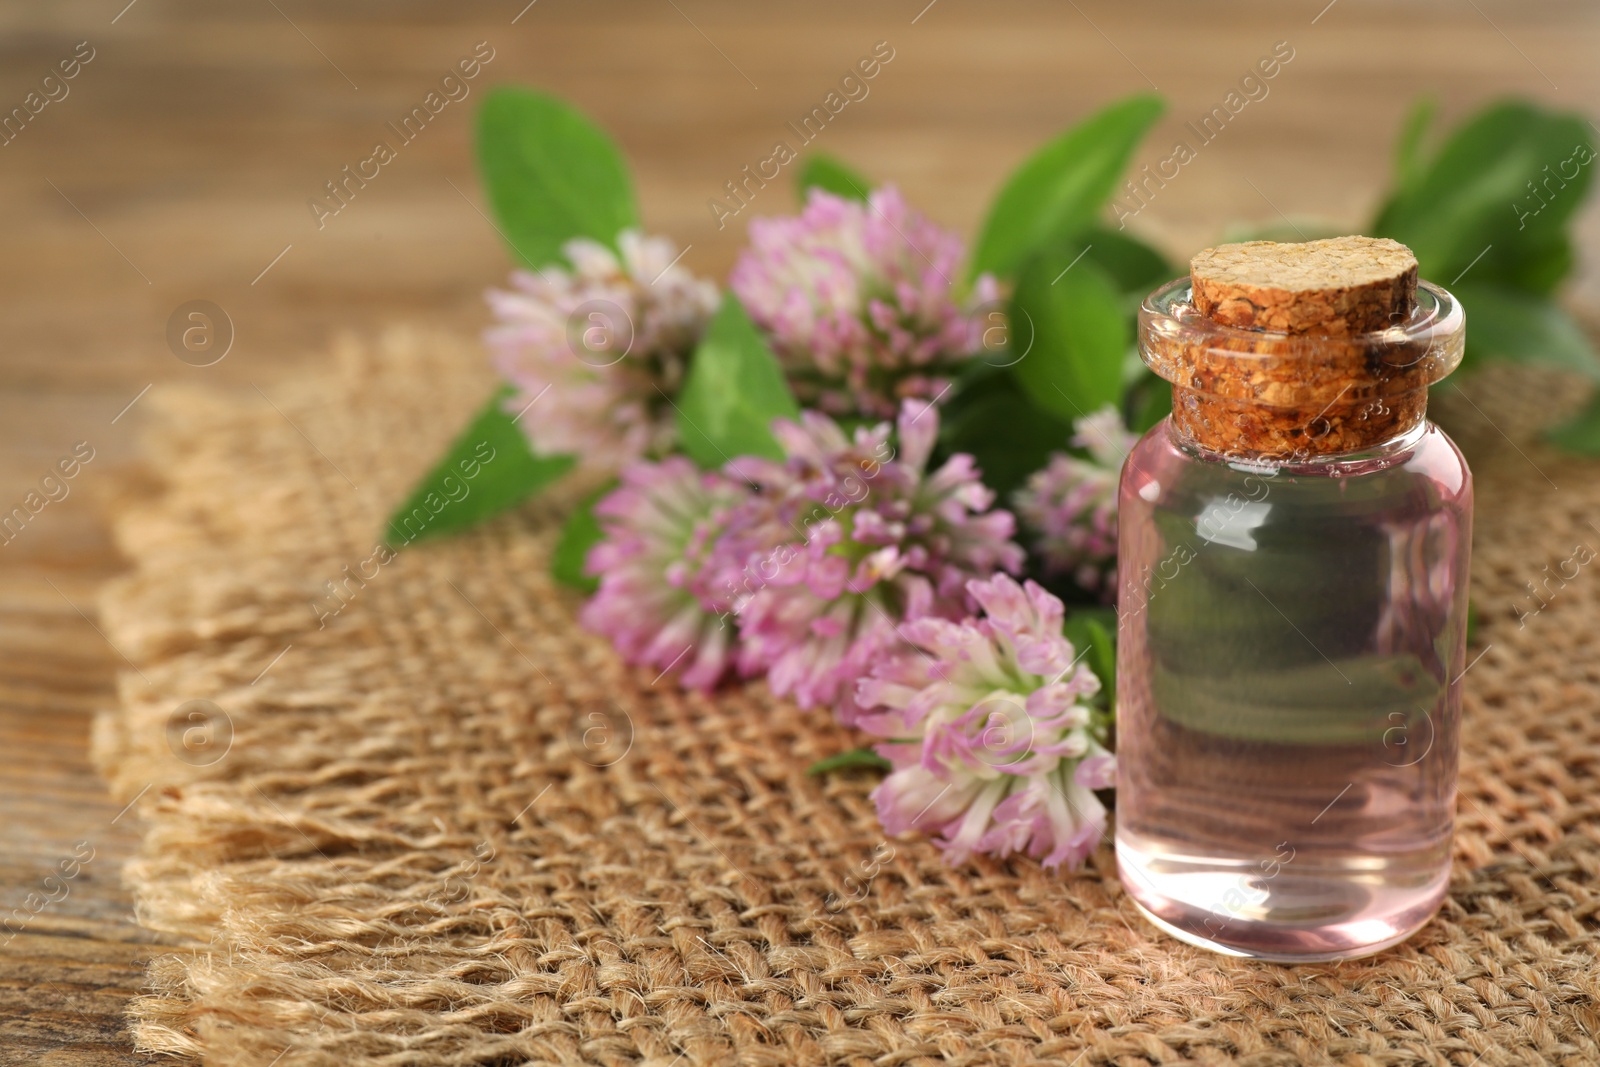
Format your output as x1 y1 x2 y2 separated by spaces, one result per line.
2 1 1596 1062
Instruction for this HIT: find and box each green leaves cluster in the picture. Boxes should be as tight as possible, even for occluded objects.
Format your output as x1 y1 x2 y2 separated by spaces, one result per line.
388 83 1600 580
1369 98 1600 451
941 95 1173 501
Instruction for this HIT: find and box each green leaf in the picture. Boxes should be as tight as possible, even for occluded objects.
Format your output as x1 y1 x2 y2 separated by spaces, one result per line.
477 87 639 269
969 94 1164 281
806 747 892 776
551 482 614 593
1391 95 1438 194
1453 282 1600 381
939 365 1073 497
1008 248 1129 423
1078 225 1173 295
675 295 801 467
797 153 871 202
1546 392 1600 454
386 386 574 545
1371 99 1595 293
1474 229 1575 298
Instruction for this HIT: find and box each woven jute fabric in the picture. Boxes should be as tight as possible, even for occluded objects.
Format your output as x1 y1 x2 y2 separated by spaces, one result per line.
93 331 1600 1067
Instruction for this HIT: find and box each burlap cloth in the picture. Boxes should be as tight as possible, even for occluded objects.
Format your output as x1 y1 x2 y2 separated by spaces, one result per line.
92 331 1600 1067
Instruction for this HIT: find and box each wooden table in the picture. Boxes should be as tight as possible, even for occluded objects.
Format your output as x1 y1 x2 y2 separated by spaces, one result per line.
2 1 1596 1061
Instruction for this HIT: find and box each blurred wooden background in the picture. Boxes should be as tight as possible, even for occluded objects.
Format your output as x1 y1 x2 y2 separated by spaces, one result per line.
1 0 1596 1061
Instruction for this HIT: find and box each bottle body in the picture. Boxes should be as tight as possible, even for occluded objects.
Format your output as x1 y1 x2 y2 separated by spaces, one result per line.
1114 418 1472 961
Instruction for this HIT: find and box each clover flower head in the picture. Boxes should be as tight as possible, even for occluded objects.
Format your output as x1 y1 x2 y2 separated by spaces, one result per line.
580 456 750 690
731 399 1023 723
857 574 1114 870
1014 405 1138 598
729 186 1001 419
487 230 718 473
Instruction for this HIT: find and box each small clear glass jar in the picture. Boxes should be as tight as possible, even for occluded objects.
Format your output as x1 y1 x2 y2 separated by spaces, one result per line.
1114 277 1471 961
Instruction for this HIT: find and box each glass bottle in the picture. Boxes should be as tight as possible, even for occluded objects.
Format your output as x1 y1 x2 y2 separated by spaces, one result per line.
1114 272 1471 961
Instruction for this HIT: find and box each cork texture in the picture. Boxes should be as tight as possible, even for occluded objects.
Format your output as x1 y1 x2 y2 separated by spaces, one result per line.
1190 236 1419 335
91 330 1599 1066
1167 382 1430 459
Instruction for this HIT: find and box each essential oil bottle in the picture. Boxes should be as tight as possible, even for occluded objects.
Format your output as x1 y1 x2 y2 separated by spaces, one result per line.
1114 237 1472 961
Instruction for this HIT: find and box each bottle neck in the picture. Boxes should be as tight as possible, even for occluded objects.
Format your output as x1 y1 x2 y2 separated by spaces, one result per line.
1138 278 1465 464
1165 405 1432 474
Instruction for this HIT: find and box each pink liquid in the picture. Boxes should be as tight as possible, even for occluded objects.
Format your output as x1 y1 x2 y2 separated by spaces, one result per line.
1114 420 1472 961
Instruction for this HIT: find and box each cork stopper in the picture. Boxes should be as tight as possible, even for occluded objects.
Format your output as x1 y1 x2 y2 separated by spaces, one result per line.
1138 236 1464 460
1190 236 1418 335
